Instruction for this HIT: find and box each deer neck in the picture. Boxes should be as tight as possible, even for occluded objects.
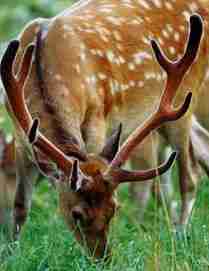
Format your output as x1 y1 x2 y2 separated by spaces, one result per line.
34 25 86 157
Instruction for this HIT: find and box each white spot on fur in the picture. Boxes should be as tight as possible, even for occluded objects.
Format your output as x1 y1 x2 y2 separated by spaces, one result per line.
162 29 169 39
55 74 62 81
133 51 152 65
145 72 156 80
75 64 80 74
165 1 173 10
169 46 176 55
166 24 174 33
129 80 136 87
59 85 69 97
152 0 162 8
158 37 164 46
113 30 122 41
179 25 186 32
98 73 107 80
121 84 129 91
156 73 162 81
116 43 124 51
118 55 126 64
138 81 145 88
142 36 150 45
139 0 151 10
80 52 86 61
174 32 180 42
128 62 136 71
109 79 120 93
106 50 115 63
106 16 124 26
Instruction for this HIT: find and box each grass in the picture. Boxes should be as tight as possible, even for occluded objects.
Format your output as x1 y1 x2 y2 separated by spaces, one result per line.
0 174 208 270
0 108 208 270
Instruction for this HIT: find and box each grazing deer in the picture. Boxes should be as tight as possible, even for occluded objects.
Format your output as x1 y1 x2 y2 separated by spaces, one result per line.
0 0 205 258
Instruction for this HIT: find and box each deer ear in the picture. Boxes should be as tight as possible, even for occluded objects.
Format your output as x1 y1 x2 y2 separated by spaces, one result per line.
28 118 39 144
70 159 89 192
70 159 80 191
100 123 122 162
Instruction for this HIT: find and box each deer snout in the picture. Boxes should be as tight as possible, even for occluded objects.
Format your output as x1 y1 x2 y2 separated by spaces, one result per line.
71 206 86 224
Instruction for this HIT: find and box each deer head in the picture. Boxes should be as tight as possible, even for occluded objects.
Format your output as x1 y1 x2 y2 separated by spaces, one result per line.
0 14 203 258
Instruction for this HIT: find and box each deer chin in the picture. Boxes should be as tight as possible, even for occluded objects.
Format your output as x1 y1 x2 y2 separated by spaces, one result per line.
58 183 115 259
73 226 110 259
60 207 111 259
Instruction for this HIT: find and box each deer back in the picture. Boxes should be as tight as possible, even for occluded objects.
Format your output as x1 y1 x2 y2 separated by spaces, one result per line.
12 0 209 148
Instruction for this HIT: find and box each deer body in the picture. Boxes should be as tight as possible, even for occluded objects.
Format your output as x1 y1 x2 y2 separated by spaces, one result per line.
0 0 206 258
16 0 208 148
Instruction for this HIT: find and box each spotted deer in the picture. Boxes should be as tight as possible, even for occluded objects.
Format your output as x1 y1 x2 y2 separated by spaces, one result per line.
0 0 205 258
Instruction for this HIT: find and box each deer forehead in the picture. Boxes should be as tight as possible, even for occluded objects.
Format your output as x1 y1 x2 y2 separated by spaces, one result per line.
80 155 108 175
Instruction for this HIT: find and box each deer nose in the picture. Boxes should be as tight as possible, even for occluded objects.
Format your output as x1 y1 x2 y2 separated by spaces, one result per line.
71 206 85 223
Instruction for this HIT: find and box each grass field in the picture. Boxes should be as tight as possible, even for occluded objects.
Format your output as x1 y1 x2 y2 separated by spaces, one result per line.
0 150 209 270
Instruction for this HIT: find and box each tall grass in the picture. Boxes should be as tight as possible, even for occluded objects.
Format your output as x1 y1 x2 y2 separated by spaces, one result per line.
0 177 208 270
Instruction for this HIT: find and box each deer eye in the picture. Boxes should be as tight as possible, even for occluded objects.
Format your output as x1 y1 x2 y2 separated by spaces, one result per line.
85 196 97 207
85 192 104 207
71 205 92 226
72 210 83 222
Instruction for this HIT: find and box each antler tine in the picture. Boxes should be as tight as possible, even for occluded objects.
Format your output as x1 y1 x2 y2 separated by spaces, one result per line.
0 41 74 176
151 15 203 75
151 14 203 105
105 14 203 183
109 152 177 184
0 41 34 130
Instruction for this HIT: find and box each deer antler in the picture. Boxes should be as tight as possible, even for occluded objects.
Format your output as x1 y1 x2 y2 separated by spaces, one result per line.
105 14 203 184
0 41 86 178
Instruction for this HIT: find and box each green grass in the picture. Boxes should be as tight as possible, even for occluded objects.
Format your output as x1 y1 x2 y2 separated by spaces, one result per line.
0 106 209 270
0 176 208 271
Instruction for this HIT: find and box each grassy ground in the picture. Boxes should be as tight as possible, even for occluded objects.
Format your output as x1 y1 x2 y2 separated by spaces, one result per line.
0 170 208 270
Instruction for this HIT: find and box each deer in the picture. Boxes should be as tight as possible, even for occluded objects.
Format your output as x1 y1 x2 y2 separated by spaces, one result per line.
0 0 206 258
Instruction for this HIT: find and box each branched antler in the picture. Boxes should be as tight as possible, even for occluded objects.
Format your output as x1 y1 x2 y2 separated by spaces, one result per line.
105 14 203 184
0 41 83 177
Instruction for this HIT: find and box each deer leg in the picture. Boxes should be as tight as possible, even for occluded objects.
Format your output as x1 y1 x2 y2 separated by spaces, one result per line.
13 144 38 238
156 146 178 222
191 116 209 177
0 172 16 240
162 121 199 229
129 179 153 221
177 157 195 228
